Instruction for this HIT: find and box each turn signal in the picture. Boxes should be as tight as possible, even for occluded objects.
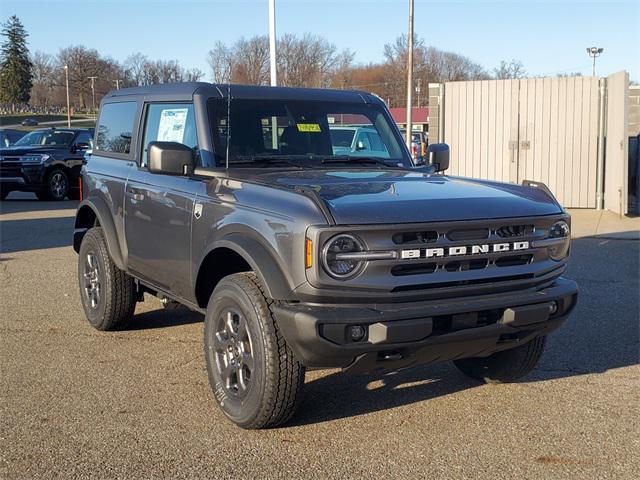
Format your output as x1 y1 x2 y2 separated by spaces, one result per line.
305 238 313 269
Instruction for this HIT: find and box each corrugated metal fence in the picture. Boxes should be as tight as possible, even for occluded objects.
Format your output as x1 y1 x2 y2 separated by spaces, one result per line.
437 76 601 208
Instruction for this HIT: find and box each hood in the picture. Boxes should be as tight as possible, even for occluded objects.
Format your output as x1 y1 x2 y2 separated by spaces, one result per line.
244 169 562 224
0 145 61 157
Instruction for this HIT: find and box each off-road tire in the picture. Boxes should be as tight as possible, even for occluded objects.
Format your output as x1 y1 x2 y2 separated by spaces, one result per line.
453 336 546 383
78 227 137 331
204 272 305 429
44 168 69 200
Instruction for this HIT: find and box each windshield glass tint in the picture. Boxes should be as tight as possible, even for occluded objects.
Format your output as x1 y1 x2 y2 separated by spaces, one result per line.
208 99 410 166
15 130 74 146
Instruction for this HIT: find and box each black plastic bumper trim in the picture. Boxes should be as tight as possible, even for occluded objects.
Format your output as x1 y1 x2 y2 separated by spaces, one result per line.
273 277 578 372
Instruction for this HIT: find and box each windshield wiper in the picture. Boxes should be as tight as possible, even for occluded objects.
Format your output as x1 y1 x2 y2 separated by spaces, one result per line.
320 156 404 168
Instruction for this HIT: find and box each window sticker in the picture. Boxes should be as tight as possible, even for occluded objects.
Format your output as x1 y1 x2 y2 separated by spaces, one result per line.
158 108 189 143
297 123 321 133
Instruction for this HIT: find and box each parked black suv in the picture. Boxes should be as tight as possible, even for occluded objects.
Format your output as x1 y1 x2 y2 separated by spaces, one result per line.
74 83 578 429
0 127 93 200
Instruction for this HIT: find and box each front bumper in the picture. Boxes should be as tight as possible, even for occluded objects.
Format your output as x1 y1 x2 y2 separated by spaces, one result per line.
273 277 578 374
0 165 45 192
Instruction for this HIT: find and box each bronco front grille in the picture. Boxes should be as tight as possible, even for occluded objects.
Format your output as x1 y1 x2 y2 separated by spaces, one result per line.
308 214 567 296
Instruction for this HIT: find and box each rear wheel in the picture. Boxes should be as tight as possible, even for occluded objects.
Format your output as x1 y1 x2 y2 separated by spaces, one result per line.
44 168 69 200
204 272 305 429
454 336 546 383
78 227 137 330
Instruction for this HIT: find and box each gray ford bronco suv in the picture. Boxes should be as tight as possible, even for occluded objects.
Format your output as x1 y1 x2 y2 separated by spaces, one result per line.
74 83 578 429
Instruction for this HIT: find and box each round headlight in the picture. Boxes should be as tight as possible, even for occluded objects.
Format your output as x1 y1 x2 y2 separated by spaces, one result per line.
322 234 365 279
548 220 570 260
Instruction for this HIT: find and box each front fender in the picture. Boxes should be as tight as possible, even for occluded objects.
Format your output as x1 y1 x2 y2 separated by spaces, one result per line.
200 233 296 301
74 197 126 270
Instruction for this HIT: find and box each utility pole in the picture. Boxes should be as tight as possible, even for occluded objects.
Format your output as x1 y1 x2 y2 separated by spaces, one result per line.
269 0 277 86
405 0 414 149
113 79 121 90
269 0 278 148
88 76 97 112
64 65 71 128
586 47 604 77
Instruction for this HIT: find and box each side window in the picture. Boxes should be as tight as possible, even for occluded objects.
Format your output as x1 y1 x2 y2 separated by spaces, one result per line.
367 132 388 154
142 103 196 165
96 102 137 154
75 131 93 148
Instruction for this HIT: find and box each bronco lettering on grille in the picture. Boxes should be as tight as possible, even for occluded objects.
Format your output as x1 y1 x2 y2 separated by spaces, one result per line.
400 241 529 259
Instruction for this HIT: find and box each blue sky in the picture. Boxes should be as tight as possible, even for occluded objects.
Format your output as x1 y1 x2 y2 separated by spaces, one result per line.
1 0 638 81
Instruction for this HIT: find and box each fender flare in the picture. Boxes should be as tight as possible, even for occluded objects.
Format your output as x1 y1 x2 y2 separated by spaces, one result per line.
74 197 126 271
202 233 296 301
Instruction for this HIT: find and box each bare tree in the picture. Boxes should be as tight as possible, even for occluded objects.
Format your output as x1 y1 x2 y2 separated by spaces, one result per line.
57 45 126 109
124 52 149 85
29 51 56 106
494 59 526 79
276 33 342 87
207 34 351 88
207 41 233 83
184 67 204 82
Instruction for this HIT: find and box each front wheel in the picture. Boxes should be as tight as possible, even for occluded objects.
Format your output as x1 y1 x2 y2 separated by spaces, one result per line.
78 227 137 330
454 336 546 383
0 191 8 201
204 272 305 429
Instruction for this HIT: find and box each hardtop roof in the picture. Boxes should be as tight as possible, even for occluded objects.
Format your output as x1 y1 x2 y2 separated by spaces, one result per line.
102 82 378 104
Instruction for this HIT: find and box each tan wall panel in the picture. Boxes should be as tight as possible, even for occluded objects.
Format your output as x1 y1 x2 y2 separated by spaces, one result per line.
441 76 600 208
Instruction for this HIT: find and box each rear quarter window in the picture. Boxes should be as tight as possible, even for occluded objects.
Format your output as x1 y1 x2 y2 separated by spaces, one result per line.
95 101 138 155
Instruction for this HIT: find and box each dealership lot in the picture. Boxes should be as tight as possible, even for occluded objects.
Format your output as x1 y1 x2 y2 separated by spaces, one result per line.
1 194 638 479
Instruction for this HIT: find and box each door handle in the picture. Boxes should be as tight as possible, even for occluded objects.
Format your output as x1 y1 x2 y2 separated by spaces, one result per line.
127 188 144 201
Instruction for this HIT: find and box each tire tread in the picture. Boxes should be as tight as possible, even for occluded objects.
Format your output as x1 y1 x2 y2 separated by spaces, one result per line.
208 272 305 429
79 227 136 330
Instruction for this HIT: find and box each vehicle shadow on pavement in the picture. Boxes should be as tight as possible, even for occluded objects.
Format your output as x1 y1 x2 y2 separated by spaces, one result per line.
292 363 477 426
128 306 202 330
291 232 639 426
0 195 78 214
0 216 75 253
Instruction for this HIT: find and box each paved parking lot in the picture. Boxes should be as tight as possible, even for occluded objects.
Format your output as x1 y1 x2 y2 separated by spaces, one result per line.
1 193 638 479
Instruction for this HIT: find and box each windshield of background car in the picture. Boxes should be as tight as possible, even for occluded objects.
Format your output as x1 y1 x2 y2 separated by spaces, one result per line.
208 98 411 167
14 130 75 147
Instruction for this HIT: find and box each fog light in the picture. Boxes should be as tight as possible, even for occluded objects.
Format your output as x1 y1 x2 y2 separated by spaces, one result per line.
549 301 559 315
348 325 366 342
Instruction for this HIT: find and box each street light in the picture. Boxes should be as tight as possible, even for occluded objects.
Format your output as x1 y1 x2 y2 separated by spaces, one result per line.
87 76 97 112
586 47 604 77
64 65 71 128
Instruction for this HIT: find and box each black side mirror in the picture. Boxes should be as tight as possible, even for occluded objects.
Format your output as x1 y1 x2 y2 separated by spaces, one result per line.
148 141 194 175
73 142 90 153
426 143 450 172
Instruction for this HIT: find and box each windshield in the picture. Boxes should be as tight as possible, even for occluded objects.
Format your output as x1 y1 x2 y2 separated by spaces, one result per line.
14 130 74 147
208 98 411 167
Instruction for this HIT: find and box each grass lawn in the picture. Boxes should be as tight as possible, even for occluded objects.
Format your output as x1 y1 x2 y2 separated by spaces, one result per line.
0 114 91 126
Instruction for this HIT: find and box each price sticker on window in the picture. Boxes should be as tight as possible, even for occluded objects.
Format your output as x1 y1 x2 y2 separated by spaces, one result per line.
296 123 321 132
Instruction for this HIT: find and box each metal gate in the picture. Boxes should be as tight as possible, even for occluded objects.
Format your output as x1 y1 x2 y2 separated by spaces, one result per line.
441 76 600 208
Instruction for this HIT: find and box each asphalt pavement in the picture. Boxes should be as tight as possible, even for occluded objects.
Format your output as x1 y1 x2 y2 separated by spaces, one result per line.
1 192 638 479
